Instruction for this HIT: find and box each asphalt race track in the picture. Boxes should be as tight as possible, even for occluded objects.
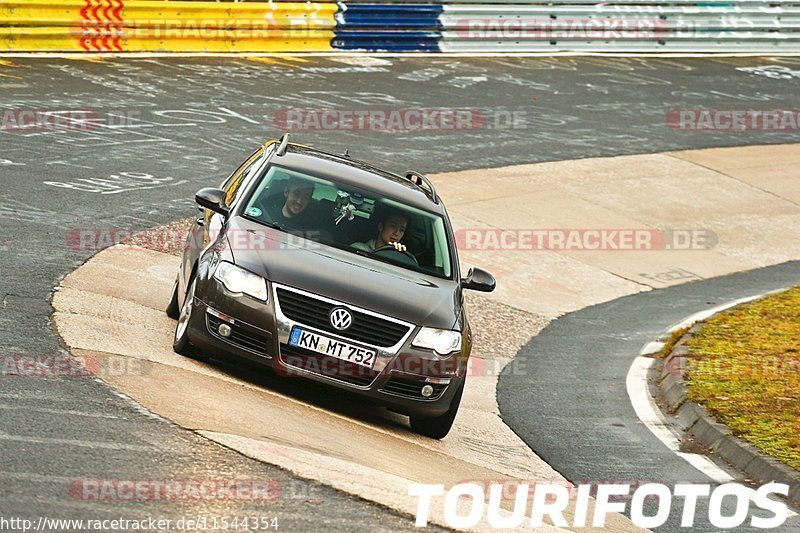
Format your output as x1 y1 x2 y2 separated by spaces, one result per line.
498 261 800 533
2 55 800 528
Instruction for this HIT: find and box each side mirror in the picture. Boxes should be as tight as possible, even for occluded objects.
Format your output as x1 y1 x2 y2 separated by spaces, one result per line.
461 267 496 292
195 188 229 217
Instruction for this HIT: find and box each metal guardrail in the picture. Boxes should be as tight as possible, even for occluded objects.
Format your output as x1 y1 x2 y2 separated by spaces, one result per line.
332 1 800 52
2 0 799 53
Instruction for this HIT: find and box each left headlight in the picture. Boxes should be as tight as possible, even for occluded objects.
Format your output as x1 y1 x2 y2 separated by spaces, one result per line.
412 327 462 356
213 261 268 302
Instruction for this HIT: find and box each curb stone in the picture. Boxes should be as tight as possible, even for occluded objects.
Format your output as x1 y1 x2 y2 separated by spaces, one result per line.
657 322 800 506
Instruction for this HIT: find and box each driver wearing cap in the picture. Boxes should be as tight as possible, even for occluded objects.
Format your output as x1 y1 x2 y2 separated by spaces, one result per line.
352 209 408 253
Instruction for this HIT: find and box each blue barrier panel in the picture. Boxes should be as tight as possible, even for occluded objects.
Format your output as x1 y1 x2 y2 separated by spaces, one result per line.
334 4 443 50
337 16 444 29
332 30 442 51
335 4 443 29
338 4 443 15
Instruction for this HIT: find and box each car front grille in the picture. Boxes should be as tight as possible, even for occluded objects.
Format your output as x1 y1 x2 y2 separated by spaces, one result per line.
275 288 411 348
379 376 448 401
279 344 378 387
207 314 270 355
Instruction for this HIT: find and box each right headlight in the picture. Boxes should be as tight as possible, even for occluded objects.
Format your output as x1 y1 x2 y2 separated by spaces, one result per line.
412 327 462 356
213 261 268 302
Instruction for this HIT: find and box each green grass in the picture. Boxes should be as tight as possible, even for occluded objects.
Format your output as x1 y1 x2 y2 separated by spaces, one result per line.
658 326 689 359
686 286 800 472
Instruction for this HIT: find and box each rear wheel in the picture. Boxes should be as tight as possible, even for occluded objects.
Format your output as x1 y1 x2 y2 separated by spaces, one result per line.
172 277 207 361
409 381 464 439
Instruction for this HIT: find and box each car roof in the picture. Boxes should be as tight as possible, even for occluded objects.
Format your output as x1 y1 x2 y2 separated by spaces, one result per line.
268 142 445 214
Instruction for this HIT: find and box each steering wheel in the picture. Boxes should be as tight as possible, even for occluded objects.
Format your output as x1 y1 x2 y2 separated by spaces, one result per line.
372 244 419 267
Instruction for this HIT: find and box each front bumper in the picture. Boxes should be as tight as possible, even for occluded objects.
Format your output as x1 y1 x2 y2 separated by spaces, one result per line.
185 274 467 418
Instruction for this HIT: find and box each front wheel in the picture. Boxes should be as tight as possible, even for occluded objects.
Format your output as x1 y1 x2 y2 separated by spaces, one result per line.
409 381 464 439
165 277 180 319
172 277 206 360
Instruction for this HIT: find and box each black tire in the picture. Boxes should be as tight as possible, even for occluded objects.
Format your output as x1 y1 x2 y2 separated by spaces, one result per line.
166 277 180 319
409 381 464 439
172 277 207 360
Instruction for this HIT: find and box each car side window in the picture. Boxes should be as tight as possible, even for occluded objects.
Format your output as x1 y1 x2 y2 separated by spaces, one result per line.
221 148 264 208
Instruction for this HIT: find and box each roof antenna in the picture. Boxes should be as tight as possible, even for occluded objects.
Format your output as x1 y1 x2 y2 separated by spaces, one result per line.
343 148 351 158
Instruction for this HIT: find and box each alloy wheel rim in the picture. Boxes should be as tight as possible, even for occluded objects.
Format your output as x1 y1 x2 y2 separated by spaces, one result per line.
175 280 194 341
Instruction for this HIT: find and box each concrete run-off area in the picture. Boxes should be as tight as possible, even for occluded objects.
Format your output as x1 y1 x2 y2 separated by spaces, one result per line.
52 143 800 530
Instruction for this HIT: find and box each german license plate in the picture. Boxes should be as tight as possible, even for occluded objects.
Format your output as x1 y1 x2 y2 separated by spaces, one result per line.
288 327 377 369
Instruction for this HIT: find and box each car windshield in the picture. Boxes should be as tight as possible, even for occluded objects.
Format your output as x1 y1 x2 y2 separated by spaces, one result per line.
241 164 453 279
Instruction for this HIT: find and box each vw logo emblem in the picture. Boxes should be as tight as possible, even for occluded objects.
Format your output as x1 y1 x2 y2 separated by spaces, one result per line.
329 307 352 331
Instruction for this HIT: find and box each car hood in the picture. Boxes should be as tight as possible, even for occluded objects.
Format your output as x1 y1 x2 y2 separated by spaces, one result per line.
226 217 460 329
